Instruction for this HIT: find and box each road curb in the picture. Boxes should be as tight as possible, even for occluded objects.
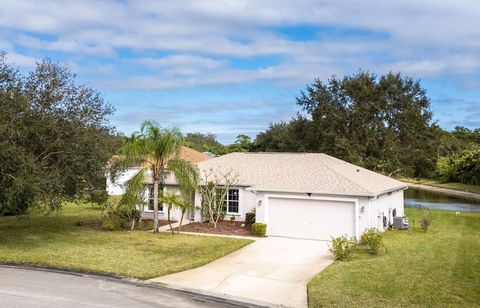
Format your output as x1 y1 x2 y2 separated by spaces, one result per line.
150 281 284 308
0 263 265 307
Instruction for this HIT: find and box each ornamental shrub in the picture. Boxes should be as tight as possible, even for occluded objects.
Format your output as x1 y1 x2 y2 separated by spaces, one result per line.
251 223 267 237
329 235 357 260
361 228 383 255
245 208 256 226
420 209 432 232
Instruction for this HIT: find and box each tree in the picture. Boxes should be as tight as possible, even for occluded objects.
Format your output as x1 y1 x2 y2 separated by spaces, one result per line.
185 132 225 155
184 132 225 155
160 192 186 235
198 167 239 228
111 121 198 233
0 52 117 215
451 126 480 145
253 118 308 152
254 71 440 177
176 198 195 233
224 134 253 153
118 168 147 230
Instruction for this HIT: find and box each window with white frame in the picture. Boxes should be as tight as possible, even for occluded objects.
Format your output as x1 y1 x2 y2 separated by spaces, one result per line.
225 189 240 214
147 185 163 212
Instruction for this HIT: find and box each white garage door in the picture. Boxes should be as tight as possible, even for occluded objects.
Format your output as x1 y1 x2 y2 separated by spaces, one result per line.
268 197 356 240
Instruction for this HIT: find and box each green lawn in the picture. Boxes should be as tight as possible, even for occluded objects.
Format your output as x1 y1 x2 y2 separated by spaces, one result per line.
400 177 480 194
0 203 252 279
308 208 480 307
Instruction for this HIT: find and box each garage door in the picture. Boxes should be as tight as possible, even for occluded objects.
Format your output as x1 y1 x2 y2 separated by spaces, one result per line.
268 197 355 240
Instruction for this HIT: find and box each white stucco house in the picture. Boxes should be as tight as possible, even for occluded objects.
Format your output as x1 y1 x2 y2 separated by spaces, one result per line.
107 149 407 241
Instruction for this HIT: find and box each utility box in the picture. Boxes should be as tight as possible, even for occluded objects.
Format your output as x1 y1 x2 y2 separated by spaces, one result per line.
393 216 409 230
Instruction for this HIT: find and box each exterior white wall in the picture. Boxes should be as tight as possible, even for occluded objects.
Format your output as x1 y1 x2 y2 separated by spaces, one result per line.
106 168 180 196
106 168 142 195
141 185 194 222
368 190 405 231
193 187 256 222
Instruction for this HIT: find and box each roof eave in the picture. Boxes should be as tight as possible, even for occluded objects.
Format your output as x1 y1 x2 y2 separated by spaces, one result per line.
247 187 374 197
371 184 409 198
247 184 408 198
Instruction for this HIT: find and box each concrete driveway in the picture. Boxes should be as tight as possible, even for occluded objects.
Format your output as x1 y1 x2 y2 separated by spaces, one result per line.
150 236 333 308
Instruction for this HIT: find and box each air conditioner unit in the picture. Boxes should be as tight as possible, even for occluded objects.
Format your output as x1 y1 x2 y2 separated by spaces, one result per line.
393 216 409 230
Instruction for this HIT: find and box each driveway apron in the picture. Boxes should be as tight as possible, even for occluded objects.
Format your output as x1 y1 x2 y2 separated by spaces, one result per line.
150 236 333 308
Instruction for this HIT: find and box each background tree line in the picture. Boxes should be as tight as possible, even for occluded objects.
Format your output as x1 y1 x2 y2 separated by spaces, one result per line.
187 72 480 185
2 52 478 217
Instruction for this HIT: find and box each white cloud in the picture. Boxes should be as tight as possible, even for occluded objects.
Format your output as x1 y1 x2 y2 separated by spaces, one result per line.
2 0 480 87
5 52 37 69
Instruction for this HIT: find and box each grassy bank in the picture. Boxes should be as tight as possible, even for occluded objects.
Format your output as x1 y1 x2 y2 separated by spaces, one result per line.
400 177 480 194
0 203 252 279
307 208 480 307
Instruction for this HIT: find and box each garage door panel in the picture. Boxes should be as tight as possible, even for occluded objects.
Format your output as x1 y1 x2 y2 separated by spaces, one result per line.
268 198 355 240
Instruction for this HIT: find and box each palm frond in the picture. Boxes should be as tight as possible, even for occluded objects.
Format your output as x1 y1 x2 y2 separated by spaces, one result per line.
119 168 147 207
168 158 199 194
141 121 184 165
109 131 153 182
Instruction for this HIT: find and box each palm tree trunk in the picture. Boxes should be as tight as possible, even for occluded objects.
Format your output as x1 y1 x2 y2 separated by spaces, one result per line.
178 210 185 233
139 203 144 223
167 206 174 235
153 180 159 233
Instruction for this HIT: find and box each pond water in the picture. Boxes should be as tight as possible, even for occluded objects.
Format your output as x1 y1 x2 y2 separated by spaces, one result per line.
404 188 480 212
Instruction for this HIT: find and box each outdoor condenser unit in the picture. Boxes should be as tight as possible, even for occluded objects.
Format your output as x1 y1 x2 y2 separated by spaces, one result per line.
393 216 409 230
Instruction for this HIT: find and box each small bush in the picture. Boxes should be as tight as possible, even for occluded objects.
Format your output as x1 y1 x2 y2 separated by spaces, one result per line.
73 220 85 227
88 190 109 205
102 202 140 231
329 235 357 260
420 209 432 232
245 208 256 226
251 223 267 237
212 210 225 222
361 228 383 255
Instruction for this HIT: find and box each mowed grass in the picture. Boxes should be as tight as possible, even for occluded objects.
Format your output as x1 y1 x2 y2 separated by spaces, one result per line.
400 177 480 194
0 203 252 279
308 208 480 307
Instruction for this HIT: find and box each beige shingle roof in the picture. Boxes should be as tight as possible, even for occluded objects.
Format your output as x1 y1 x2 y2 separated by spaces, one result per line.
196 152 407 197
110 146 211 167
179 146 212 163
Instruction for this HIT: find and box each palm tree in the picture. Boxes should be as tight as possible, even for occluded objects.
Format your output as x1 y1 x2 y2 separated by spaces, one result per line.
160 191 185 235
177 199 195 233
112 121 198 233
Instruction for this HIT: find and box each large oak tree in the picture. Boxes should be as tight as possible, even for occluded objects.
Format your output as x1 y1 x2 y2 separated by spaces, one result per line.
254 71 440 177
0 52 119 215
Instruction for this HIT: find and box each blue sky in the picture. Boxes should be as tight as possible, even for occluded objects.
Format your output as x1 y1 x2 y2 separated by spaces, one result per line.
1 0 480 143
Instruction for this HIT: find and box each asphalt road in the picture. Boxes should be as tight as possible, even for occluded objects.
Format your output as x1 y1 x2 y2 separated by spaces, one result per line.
0 266 249 308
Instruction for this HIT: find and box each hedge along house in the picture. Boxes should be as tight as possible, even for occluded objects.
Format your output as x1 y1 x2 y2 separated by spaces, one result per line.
193 152 407 241
106 146 212 221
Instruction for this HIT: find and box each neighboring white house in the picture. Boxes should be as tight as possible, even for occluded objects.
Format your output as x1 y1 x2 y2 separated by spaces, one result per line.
107 150 407 241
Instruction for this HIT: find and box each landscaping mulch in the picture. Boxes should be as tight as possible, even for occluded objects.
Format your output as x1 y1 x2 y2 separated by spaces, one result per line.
173 221 254 236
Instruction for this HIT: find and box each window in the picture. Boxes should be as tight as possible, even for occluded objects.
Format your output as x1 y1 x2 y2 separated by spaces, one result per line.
147 185 163 212
225 189 240 214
